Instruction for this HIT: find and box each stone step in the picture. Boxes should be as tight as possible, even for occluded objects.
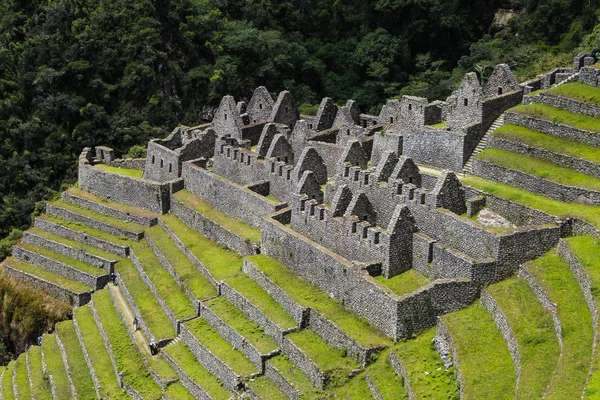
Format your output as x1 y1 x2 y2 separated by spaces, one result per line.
73 304 129 399
62 187 158 227
13 242 110 290
90 290 165 399
41 334 74 399
463 113 505 174
46 200 145 241
201 296 280 372
27 346 53 400
180 317 260 392
2 257 93 307
161 340 234 400
13 353 31 400
2 360 15 400
144 224 218 305
54 320 98 400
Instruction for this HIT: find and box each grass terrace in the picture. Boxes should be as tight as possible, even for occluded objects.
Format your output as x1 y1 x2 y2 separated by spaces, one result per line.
546 82 600 106
487 277 560 399
492 124 600 164
173 190 261 243
461 176 600 229
28 346 53 400
4 257 92 293
286 330 359 388
93 290 165 399
510 103 600 133
38 214 131 247
75 305 129 399
247 254 391 348
19 242 107 277
478 148 600 191
393 327 459 399
442 303 516 400
144 225 217 300
55 320 97 400
524 250 594 399
94 164 144 178
66 187 157 220
267 355 322 399
563 236 600 398
163 382 195 400
226 275 297 330
114 257 176 339
430 120 447 129
375 269 428 298
162 341 232 399
28 226 119 262
365 349 408 399
14 354 31 399
130 239 197 320
247 376 288 399
51 199 146 235
2 361 15 400
42 334 74 399
204 296 279 354
331 373 372 398
160 214 243 281
184 317 258 377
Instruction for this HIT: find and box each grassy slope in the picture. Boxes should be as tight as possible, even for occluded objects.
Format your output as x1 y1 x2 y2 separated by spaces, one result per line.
41 334 73 399
2 361 15 400
19 241 106 277
14 354 31 399
511 103 600 133
94 164 144 178
67 187 157 219
4 256 92 293
547 82 600 106
27 346 53 400
374 269 428 298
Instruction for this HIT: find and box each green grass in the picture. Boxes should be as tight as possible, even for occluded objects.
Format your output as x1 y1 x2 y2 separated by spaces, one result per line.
493 123 600 164
14 354 31 399
563 236 600 398
510 103 600 133
442 303 516 400
204 296 279 354
430 120 447 129
162 341 232 399
247 254 391 348
55 320 96 400
28 227 119 262
4 256 92 293
461 176 600 230
268 355 322 399
95 164 144 178
38 214 131 247
374 269 428 298
42 334 74 399
75 305 129 399
144 225 217 300
226 275 297 329
92 290 164 399
51 199 146 234
265 194 280 203
28 346 53 400
130 239 196 320
114 257 176 339
286 330 359 388
393 327 459 399
184 317 258 377
487 277 560 399
547 82 600 106
67 187 157 219
478 148 600 191
174 190 261 243
524 250 594 399
160 214 243 281
331 373 373 398
247 376 288 399
19 242 107 277
163 382 196 400
2 361 15 400
365 349 409 400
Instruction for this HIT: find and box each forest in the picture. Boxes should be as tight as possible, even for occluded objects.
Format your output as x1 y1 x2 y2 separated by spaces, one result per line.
1 0 600 259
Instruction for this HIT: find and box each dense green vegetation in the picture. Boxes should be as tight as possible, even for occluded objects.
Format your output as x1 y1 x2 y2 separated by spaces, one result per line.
2 0 600 256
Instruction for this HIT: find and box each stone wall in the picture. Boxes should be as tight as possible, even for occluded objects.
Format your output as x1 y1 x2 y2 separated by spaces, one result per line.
280 336 326 389
182 160 283 228
170 196 258 256
161 351 211 400
34 218 129 257
79 148 171 214
404 128 465 171
579 67 600 87
473 158 600 205
389 352 414 400
488 135 600 179
264 362 301 400
307 141 344 177
524 91 600 118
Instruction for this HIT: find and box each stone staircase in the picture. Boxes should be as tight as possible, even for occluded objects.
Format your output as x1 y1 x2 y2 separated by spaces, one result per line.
463 113 505 174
